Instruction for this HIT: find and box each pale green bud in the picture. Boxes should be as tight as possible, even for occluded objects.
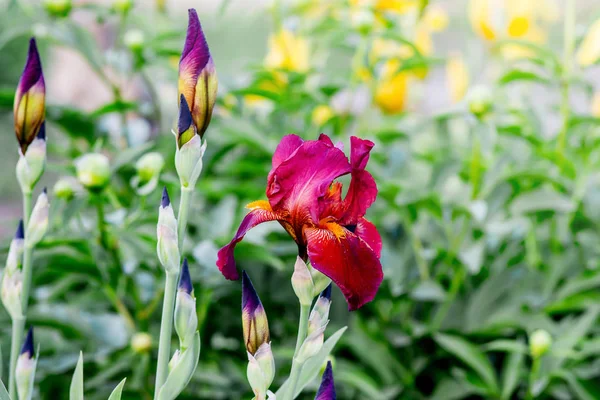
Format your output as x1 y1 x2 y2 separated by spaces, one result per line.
75 153 111 192
157 188 180 274
131 152 164 196
168 349 181 372
174 135 206 189
247 343 275 400
124 29 145 52
467 85 493 119
6 222 25 273
1 268 23 319
175 291 197 350
113 0 133 14
291 257 315 306
308 291 331 336
16 136 46 194
53 177 81 200
42 0 72 17
529 329 552 359
131 332 152 354
16 329 36 400
296 324 327 363
26 190 49 248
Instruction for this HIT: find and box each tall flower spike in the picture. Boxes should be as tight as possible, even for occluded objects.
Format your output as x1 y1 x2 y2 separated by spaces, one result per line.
14 38 45 155
315 361 336 400
16 327 37 400
178 8 217 138
242 271 270 355
175 258 197 349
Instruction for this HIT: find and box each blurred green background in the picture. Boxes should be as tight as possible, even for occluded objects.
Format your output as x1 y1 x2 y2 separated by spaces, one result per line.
3 0 600 399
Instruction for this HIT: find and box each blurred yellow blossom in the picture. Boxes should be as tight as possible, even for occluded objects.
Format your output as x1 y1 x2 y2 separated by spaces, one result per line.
265 29 310 73
374 60 411 114
576 19 600 67
447 54 469 103
592 92 600 118
244 75 287 108
374 0 418 14
423 5 449 33
312 105 335 126
468 0 553 57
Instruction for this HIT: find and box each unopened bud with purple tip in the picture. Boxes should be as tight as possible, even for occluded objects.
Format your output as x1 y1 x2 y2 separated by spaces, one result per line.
315 361 336 400
16 327 37 400
26 189 49 248
5 220 25 272
157 187 180 274
175 259 198 349
242 271 270 356
174 95 206 189
292 256 315 306
16 120 46 194
178 8 217 139
308 284 332 336
14 38 45 156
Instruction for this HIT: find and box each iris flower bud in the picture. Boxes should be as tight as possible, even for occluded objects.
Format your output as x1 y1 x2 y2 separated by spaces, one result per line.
292 256 315 306
14 38 45 156
26 189 49 248
131 332 152 354
131 152 164 195
529 329 552 359
308 284 332 336
466 85 493 119
242 271 270 356
6 220 25 272
16 327 37 400
156 187 180 274
174 95 207 188
296 325 326 363
112 0 133 14
175 259 198 349
75 153 111 192
315 361 337 400
53 177 81 200
1 267 23 319
178 8 217 138
16 121 46 194
247 342 275 400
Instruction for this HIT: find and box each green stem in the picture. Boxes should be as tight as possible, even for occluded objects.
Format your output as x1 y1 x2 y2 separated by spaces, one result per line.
153 271 178 398
177 186 193 252
9 191 33 398
556 0 576 157
526 357 541 400
8 317 24 399
285 304 311 400
431 266 465 331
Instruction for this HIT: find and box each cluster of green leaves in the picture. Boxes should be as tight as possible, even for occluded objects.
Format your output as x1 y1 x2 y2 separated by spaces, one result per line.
1 0 600 399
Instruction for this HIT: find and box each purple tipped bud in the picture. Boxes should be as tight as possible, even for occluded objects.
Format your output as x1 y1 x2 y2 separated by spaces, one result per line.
178 258 193 294
14 38 46 155
42 187 47 194
161 186 171 208
320 283 332 301
20 327 34 358
315 361 336 400
178 9 217 139
15 219 24 240
36 121 46 140
177 95 196 148
242 271 270 355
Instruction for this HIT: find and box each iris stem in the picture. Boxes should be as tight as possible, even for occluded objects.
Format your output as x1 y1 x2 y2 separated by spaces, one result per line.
8 190 32 398
153 270 179 398
177 186 193 252
285 303 311 400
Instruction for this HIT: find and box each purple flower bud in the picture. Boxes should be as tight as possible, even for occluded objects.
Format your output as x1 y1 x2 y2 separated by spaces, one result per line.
178 9 217 138
15 219 24 240
315 361 336 400
178 258 193 294
177 94 196 148
161 186 171 208
20 327 34 359
320 283 332 301
14 38 45 155
242 271 269 355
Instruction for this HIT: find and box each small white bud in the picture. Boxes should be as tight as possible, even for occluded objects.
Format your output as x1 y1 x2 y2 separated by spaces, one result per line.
157 188 180 274
26 190 49 248
130 332 152 354
124 29 145 52
175 135 206 189
16 136 46 194
174 291 197 350
530 329 552 359
75 153 111 192
5 221 25 273
296 324 327 363
131 152 164 195
1 268 24 319
53 177 82 200
291 257 315 306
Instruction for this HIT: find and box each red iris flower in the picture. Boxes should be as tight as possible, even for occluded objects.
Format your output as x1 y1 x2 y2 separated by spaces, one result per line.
217 134 383 310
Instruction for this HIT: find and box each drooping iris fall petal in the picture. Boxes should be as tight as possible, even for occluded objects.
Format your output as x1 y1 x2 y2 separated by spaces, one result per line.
178 8 217 138
14 38 45 155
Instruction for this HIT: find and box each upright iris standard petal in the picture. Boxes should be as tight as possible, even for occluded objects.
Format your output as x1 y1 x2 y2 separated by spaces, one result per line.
242 271 270 355
14 38 46 155
218 134 383 310
315 361 336 400
178 8 217 138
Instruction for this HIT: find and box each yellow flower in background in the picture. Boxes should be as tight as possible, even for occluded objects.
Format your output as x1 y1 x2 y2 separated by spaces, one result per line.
265 29 310 73
374 59 411 114
423 5 449 33
446 54 469 103
244 75 287 107
577 19 600 67
468 0 554 56
374 0 418 14
592 92 600 118
312 105 335 125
